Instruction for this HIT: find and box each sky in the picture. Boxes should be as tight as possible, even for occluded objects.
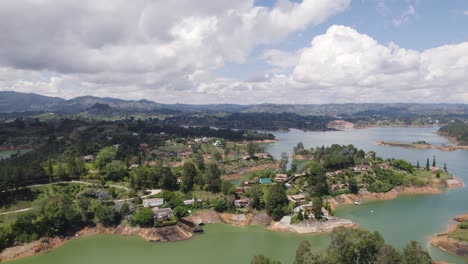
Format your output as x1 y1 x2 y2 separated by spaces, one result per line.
0 0 467 104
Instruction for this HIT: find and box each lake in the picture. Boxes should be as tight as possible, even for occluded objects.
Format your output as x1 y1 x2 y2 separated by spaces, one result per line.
9 127 468 264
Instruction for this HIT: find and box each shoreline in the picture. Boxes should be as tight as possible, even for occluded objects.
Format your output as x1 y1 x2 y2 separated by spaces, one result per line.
376 141 468 151
430 214 468 257
329 184 456 210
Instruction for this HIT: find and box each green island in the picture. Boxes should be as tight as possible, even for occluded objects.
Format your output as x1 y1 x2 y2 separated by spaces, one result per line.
0 117 464 263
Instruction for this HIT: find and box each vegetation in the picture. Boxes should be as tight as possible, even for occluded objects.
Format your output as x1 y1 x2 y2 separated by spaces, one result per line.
439 121 468 144
255 227 431 264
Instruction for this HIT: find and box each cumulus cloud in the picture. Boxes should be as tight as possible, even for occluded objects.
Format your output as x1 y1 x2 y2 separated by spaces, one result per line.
284 25 468 103
0 0 350 101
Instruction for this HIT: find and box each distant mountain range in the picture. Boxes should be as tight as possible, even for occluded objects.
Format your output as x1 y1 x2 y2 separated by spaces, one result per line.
0 91 466 116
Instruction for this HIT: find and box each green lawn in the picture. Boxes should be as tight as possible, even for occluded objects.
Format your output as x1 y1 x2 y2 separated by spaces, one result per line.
414 169 452 180
449 223 468 243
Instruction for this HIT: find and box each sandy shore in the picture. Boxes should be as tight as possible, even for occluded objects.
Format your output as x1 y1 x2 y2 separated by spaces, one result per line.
430 214 468 257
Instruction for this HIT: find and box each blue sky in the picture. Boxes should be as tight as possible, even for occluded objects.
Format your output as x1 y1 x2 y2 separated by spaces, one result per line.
0 0 467 104
219 0 468 81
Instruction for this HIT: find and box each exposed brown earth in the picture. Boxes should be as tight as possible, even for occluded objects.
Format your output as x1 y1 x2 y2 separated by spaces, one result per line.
431 214 468 257
329 186 443 210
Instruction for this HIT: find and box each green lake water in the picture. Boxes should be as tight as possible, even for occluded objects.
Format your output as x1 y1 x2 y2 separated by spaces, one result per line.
8 127 468 264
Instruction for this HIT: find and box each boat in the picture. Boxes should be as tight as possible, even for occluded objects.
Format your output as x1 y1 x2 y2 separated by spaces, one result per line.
354 201 362 205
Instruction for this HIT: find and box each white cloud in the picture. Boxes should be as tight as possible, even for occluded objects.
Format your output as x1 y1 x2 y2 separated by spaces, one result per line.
392 4 416 27
464 10 468 15
0 0 350 101
261 49 301 68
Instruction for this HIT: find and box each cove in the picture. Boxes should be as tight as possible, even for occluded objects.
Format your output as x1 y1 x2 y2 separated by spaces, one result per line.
8 127 468 264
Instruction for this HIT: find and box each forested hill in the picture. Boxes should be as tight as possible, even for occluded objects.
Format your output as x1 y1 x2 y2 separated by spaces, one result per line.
439 121 468 145
1 91 466 117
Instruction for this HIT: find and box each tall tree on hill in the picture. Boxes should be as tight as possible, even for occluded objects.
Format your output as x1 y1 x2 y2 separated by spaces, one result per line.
432 155 436 167
306 161 329 197
416 160 420 169
181 162 197 193
425 158 430 171
265 184 288 221
443 163 447 172
205 163 222 193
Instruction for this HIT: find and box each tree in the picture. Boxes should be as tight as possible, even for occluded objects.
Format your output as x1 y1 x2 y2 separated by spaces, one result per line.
416 160 420 169
294 240 313 264
432 155 436 167
311 197 323 219
306 161 328 197
251 255 281 264
103 160 127 181
95 146 118 169
443 163 447 172
173 206 189 220
265 184 288 221
348 177 359 194
402 241 431 264
158 166 178 190
248 185 264 210
181 162 197 193
375 244 402 264
221 180 235 195
425 158 430 171
94 204 119 226
132 208 154 227
327 227 384 264
247 142 256 157
205 163 222 193
293 241 326 264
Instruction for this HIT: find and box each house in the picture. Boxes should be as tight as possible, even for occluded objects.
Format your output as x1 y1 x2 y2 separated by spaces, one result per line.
152 208 173 220
378 163 391 170
235 187 245 194
129 164 139 170
183 199 195 205
139 143 149 149
353 165 371 172
431 167 440 172
83 155 95 162
293 202 313 214
275 174 288 182
255 153 270 159
259 178 272 184
288 194 306 203
213 140 223 147
143 198 164 208
234 198 250 208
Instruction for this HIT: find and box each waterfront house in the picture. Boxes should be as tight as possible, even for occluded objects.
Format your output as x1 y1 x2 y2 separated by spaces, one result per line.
129 164 139 170
143 198 164 207
152 208 173 220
